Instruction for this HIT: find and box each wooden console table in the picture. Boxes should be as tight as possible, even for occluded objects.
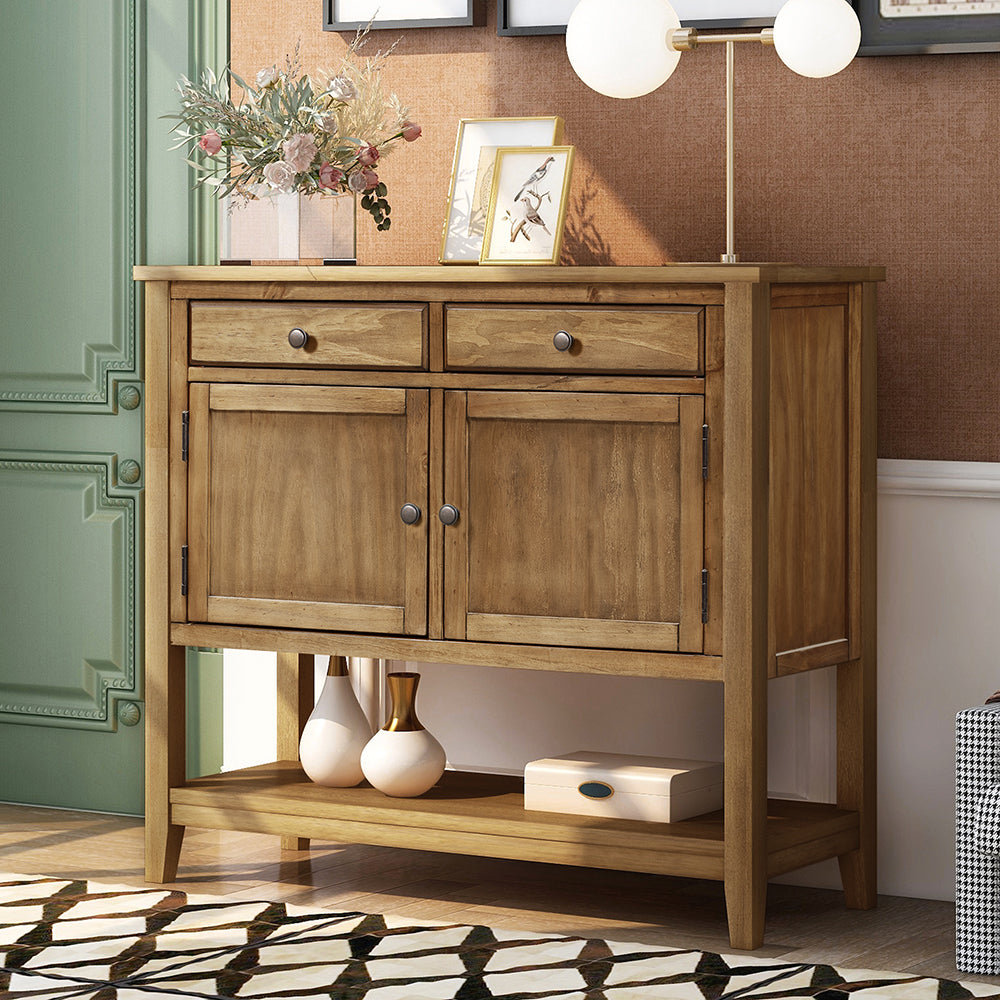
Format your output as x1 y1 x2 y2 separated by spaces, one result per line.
135 263 882 950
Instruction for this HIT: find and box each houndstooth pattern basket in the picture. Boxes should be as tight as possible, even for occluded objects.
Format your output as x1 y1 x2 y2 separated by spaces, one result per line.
956 704 1000 973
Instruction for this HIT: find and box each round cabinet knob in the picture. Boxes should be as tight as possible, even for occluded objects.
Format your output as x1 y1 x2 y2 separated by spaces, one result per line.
287 327 308 349
553 330 574 352
438 504 460 526
400 503 422 525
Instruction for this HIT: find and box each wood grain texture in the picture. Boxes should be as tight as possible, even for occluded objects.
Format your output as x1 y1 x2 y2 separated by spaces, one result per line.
143 281 186 882
461 392 688 632
703 306 725 657
171 623 725 681
142 267 878 951
722 281 771 951
837 281 879 910
187 384 427 635
169 762 859 882
445 305 702 374
135 264 886 286
169 299 190 625
768 305 849 672
189 301 426 369
276 652 313 851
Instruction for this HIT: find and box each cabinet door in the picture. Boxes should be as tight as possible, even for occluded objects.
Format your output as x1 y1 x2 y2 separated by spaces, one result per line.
443 391 704 652
187 384 428 635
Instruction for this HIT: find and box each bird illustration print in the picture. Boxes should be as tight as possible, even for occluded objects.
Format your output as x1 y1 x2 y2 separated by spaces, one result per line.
514 156 555 202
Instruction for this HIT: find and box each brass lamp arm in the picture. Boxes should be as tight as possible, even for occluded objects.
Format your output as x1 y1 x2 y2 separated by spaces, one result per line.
664 27 775 262
669 27 775 51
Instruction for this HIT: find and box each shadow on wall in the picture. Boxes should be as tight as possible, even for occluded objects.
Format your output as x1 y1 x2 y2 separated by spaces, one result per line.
561 169 615 266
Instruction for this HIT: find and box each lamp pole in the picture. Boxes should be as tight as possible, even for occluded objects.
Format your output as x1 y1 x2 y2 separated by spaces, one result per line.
669 28 774 264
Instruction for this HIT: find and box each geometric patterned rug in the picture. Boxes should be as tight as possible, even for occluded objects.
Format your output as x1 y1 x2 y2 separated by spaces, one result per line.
2 874 997 1000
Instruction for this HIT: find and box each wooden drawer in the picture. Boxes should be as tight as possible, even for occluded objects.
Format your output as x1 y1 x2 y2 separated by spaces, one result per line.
189 301 427 368
445 305 703 374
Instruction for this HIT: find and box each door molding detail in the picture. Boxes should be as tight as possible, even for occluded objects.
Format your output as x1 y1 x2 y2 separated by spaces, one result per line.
0 454 137 730
0 1 138 410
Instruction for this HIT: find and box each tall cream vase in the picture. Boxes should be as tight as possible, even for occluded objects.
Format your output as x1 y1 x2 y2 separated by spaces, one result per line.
299 655 372 786
360 672 446 797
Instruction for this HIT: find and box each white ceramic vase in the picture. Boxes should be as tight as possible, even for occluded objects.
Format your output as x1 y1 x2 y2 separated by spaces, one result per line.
299 656 373 787
360 672 446 797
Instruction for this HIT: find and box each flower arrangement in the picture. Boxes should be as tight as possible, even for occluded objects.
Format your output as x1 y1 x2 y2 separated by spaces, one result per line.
168 34 421 231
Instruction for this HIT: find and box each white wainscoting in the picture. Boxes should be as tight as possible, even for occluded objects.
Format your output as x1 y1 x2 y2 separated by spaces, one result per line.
222 459 1000 901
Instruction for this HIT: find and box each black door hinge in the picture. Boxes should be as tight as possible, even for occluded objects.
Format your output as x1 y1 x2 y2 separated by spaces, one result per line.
181 411 190 462
701 568 709 624
181 545 189 596
702 424 709 480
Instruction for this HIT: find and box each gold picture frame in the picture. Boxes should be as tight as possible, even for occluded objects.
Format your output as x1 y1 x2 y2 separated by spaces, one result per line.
480 146 575 266
439 117 564 264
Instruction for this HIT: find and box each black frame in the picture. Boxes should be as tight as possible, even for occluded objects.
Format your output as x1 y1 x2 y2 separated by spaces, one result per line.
497 0 779 36
854 0 1000 55
325 0 474 31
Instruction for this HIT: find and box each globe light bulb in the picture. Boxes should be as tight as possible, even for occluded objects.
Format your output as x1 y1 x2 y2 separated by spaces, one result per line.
773 0 861 78
566 0 682 99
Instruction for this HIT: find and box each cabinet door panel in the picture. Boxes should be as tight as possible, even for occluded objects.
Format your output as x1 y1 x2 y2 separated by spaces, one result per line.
188 384 427 635
444 391 704 651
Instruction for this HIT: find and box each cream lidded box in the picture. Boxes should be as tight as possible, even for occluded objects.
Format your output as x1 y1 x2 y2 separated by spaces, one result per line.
524 751 724 824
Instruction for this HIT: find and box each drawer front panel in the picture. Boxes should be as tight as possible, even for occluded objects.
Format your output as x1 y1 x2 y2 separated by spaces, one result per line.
445 305 703 374
189 301 427 368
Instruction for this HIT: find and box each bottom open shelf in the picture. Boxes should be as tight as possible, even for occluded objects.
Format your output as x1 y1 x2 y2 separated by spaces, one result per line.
170 761 859 882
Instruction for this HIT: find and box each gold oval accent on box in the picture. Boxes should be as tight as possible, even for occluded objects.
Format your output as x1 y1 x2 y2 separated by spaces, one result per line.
578 780 615 800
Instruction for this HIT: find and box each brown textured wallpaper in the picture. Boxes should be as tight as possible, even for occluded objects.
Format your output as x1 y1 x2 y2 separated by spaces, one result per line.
231 2 1000 461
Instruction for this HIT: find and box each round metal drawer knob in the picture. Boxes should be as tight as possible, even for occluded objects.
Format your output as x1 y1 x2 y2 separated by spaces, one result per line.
438 504 460 526
553 330 574 352
287 327 308 349
400 503 422 525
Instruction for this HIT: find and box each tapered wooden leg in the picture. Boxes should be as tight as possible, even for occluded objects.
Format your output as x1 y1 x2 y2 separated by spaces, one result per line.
838 281 877 910
837 657 877 909
721 281 771 951
277 651 314 851
145 643 187 882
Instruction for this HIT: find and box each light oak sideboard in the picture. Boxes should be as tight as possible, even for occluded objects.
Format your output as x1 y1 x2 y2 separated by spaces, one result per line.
134 263 882 950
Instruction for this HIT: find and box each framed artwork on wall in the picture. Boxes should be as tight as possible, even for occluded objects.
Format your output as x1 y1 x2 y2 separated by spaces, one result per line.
497 0 783 35
440 117 564 263
325 0 473 31
480 147 575 264
854 0 1000 54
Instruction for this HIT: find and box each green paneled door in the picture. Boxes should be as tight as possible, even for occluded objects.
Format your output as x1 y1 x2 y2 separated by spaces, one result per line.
0 0 226 814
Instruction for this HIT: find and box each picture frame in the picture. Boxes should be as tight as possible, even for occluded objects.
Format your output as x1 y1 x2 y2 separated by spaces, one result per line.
853 0 1000 55
325 0 474 31
439 117 564 264
497 0 783 35
480 146 575 265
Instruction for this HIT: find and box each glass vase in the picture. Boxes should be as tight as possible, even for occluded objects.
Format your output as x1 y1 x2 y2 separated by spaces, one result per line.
221 189 356 265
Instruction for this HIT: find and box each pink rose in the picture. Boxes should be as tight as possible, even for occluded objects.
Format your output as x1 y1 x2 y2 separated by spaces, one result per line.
401 121 422 142
358 144 380 167
318 161 343 190
198 129 223 155
282 133 318 173
263 160 297 193
348 168 378 193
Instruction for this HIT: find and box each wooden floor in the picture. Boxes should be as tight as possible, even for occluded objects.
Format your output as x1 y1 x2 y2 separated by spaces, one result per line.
0 801 991 986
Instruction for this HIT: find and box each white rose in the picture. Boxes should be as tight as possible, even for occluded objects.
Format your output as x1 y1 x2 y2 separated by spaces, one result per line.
282 132 318 173
319 115 339 135
255 64 280 88
326 75 357 101
263 160 297 193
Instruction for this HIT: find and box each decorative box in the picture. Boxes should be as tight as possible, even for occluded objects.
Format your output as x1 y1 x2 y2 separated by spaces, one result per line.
524 751 724 824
